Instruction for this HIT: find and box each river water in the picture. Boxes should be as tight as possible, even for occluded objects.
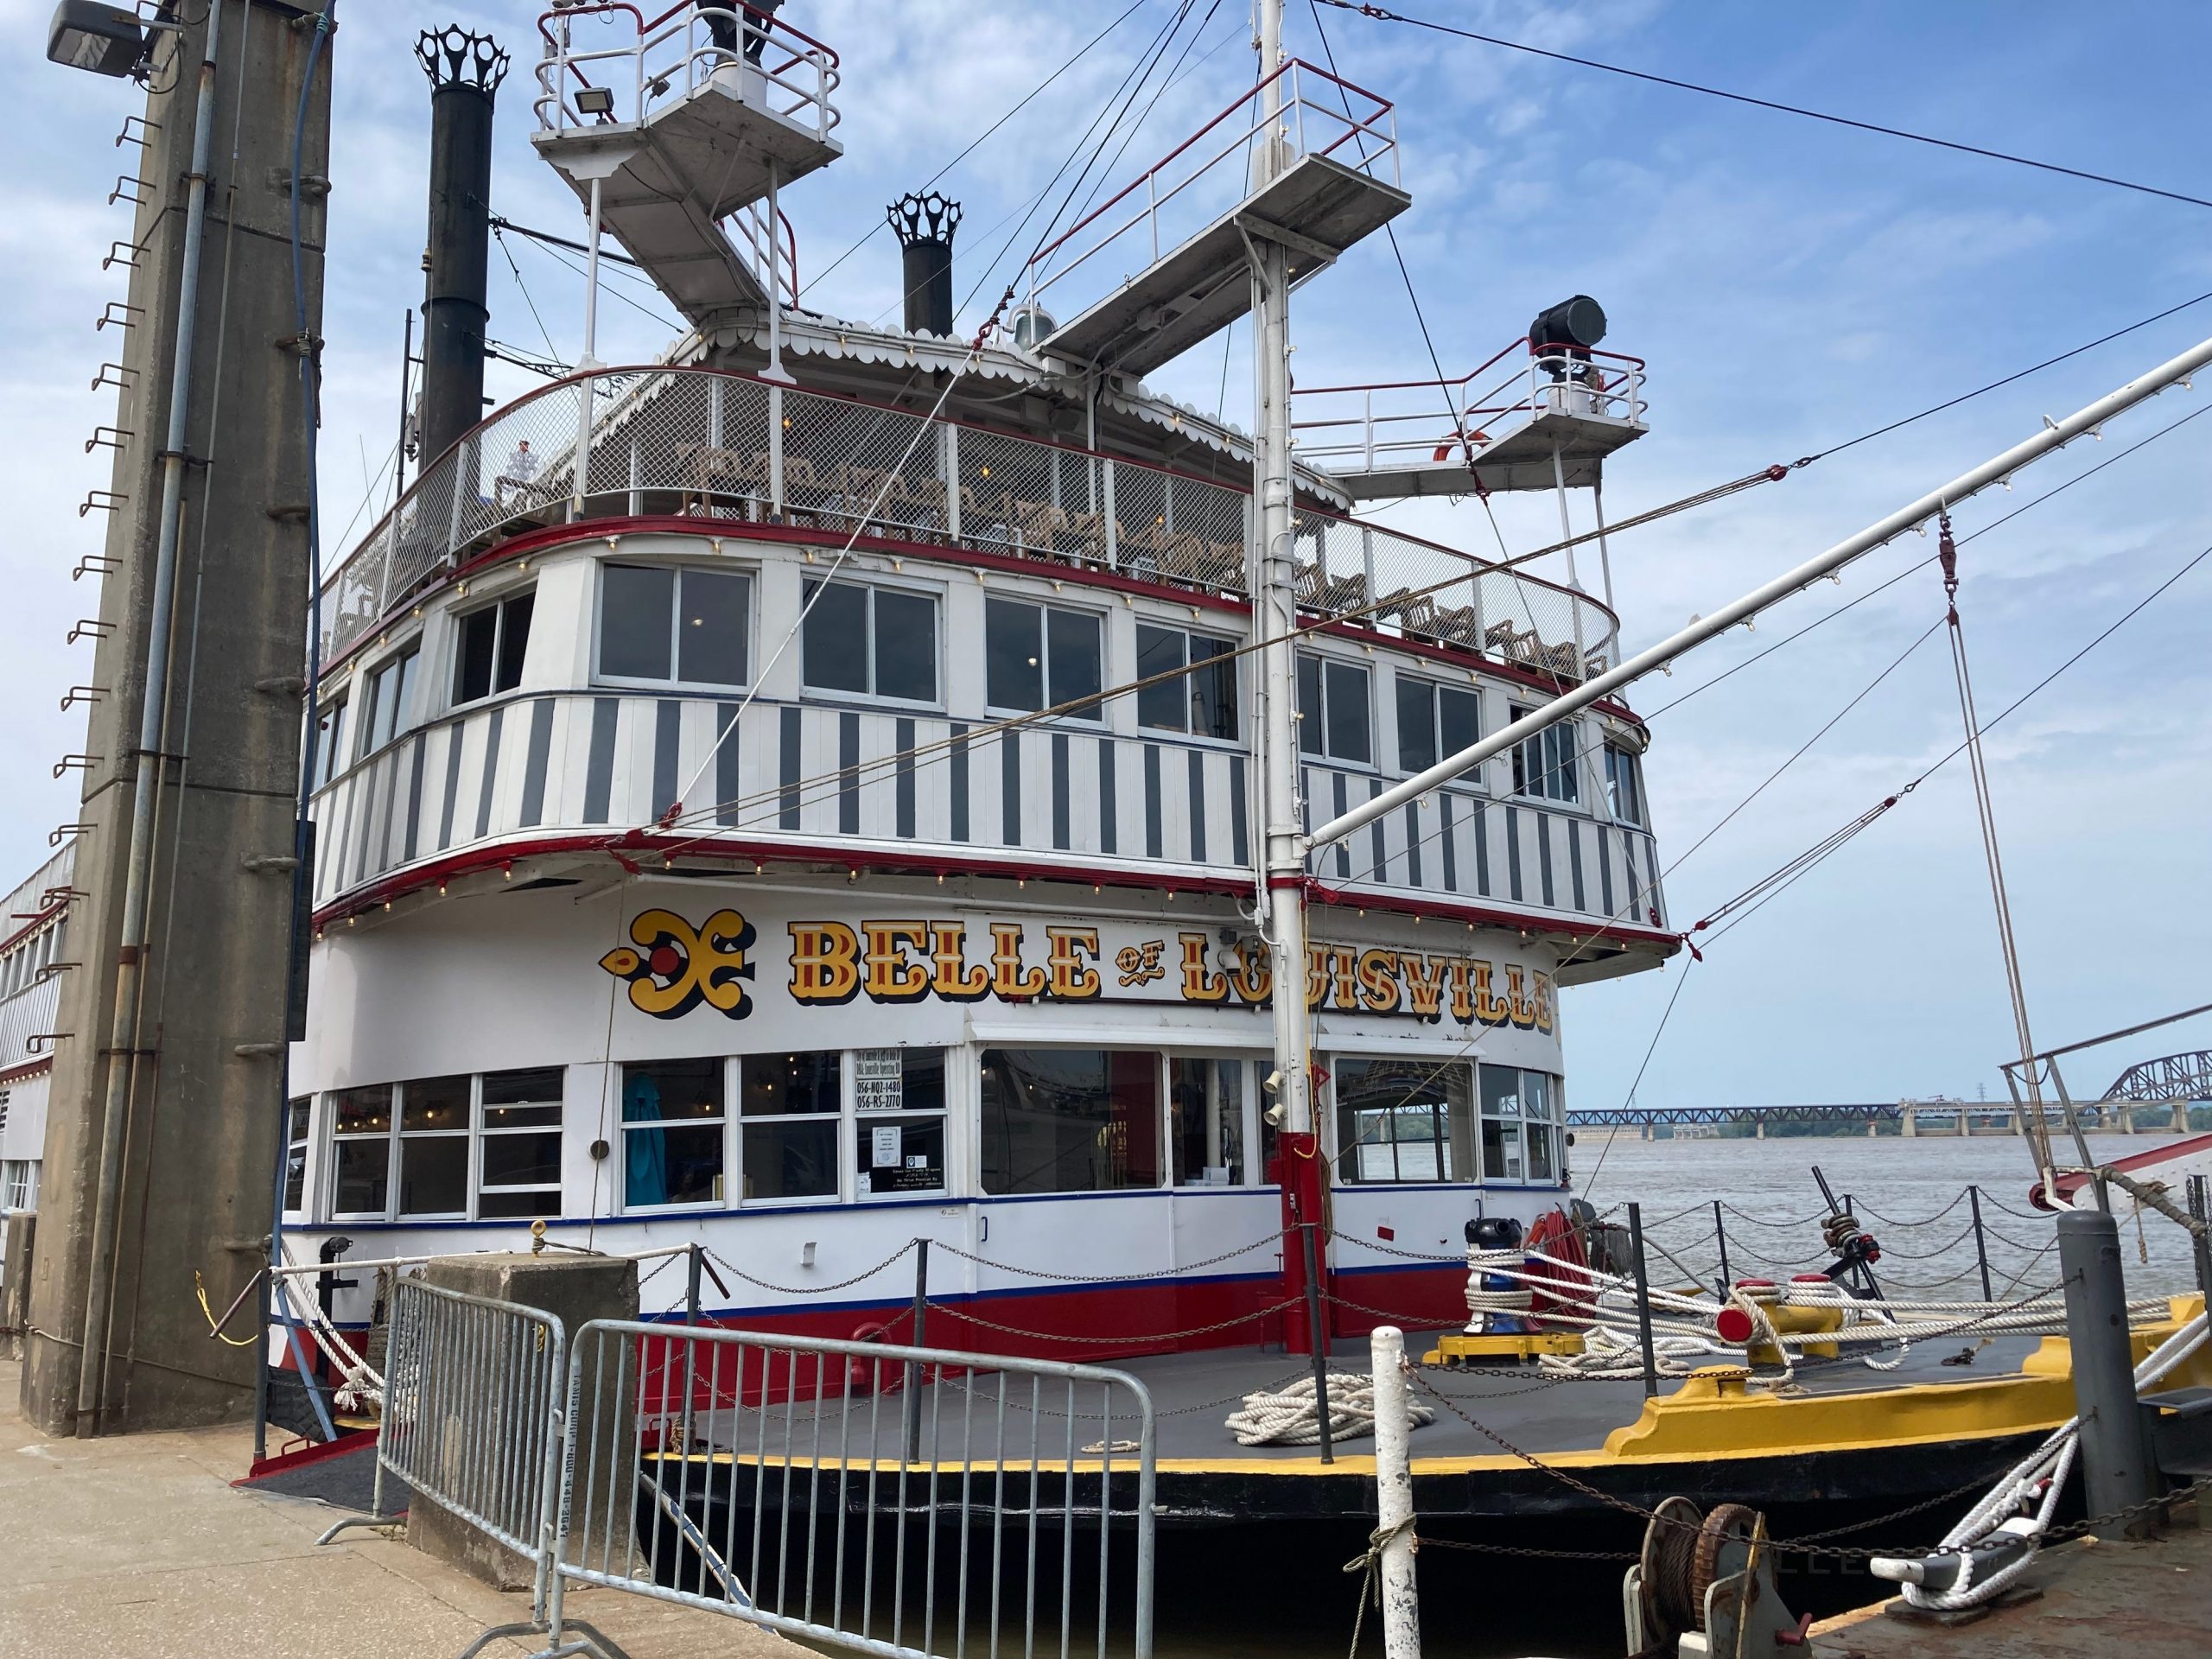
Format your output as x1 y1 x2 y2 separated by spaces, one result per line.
1576 1128 2206 1300
1147 1129 2207 1659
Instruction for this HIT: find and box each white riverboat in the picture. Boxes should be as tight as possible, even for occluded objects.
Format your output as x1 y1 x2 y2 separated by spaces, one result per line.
279 1 1671 1363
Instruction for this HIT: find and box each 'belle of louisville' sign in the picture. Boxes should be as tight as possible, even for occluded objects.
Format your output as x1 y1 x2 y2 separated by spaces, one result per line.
600 908 1554 1031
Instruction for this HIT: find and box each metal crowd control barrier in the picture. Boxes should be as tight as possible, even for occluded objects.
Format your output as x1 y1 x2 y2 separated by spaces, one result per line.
318 1279 569 1630
535 1321 1157 1659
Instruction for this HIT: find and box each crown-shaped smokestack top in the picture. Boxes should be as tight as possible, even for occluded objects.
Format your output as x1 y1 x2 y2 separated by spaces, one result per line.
888 191 962 338
888 190 963 250
416 24 510 94
416 26 507 468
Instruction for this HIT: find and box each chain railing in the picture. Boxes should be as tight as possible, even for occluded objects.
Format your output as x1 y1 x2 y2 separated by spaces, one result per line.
1293 338 1649 483
531 3 839 142
318 365 1621 681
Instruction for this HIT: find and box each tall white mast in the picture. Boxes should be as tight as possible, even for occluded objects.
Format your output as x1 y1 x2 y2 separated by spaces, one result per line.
1251 0 1313 1178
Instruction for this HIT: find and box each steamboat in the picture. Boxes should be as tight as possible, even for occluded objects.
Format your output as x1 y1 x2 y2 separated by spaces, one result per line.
282 3 1668 1380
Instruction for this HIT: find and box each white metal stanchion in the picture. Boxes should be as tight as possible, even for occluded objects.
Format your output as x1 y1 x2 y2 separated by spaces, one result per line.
1370 1326 1421 1659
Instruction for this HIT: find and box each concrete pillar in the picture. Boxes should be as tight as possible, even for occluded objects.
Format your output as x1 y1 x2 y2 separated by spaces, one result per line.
2176 1101 2191 1135
1901 1108 1917 1139
1 1215 33 1362
1639 1123 1652 1142
22 0 332 1439
1867 1118 1879 1138
1754 1118 1765 1140
413 1253 639 1591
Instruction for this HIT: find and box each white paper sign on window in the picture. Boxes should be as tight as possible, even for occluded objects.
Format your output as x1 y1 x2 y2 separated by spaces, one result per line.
871 1125 903 1168
855 1047 904 1112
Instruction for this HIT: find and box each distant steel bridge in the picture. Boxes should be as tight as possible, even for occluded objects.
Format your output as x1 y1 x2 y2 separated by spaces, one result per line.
1567 1103 1899 1129
2103 1050 2212 1102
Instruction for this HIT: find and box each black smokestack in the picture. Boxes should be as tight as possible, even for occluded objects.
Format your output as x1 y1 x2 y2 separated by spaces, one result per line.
888 191 961 338
417 26 508 466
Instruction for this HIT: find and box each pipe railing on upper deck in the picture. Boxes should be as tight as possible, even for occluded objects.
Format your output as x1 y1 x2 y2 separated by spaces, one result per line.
1023 59 1397 311
1293 339 1649 479
533 3 839 141
315 366 1619 684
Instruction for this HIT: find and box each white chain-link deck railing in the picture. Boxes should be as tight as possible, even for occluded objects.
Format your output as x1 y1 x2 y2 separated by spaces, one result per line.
318 366 1620 680
1293 340 1649 483
531 3 840 142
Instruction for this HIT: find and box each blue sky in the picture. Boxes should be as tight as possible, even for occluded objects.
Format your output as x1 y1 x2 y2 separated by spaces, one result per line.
8 1 2210 1109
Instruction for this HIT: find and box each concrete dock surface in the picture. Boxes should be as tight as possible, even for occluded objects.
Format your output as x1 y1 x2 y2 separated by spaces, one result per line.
1812 1503 2211 1658
0 1359 791 1659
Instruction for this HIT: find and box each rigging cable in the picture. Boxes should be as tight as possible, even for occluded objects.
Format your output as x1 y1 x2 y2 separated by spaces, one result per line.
1645 398 2212 718
1694 531 2212 950
799 0 1153 300
1313 0 2212 212
1936 512 2056 1182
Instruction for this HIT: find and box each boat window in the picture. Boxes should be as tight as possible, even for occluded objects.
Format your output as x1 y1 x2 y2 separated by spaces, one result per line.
1297 653 1372 765
308 694 348 791
358 645 420 759
1395 677 1480 778
397 1076 471 1218
1510 706 1580 804
3 1158 40 1214
853 1046 948 1198
985 598 1103 719
802 579 938 704
1332 1057 1473 1185
283 1096 312 1215
740 1051 842 1203
328 1084 395 1218
1168 1057 1246 1186
979 1048 1162 1196
621 1058 726 1209
479 1067 565 1219
1479 1065 1561 1183
1135 623 1238 738
597 563 752 687
1604 741 1643 825
453 590 535 705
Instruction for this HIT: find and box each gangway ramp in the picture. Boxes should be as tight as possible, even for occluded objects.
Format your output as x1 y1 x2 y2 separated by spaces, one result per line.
531 5 841 330
1028 61 1409 378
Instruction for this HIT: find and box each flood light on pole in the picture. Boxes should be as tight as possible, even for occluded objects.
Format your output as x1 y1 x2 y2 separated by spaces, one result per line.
46 1 162 79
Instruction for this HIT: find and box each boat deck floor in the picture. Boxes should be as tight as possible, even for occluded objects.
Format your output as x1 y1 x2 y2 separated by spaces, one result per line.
1112 1329 2047 1464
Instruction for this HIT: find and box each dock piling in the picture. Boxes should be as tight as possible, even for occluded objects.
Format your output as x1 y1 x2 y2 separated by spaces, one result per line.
1967 1185 1994 1303
2056 1210 2159 1537
1627 1203 1659 1397
2190 1177 2211 1311
1301 1223 1334 1465
904 1237 929 1463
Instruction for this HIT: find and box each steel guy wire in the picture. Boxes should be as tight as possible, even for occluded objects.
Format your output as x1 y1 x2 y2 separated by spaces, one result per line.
798 0 1152 301
1313 0 2212 213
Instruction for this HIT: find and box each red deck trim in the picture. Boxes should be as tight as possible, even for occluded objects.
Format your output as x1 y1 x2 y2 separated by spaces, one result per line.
310 824 1678 957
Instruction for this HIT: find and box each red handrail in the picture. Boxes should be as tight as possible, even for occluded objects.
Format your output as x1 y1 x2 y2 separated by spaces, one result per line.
1027 60 1390 271
1294 339 1646 399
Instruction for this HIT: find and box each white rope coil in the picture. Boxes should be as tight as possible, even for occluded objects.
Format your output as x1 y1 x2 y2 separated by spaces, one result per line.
1464 1247 1535 1325
1224 1371 1436 1446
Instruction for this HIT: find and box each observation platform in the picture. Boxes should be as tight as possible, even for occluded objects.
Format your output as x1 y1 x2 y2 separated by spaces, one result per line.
1295 341 1651 501
531 7 841 328
1027 61 1410 378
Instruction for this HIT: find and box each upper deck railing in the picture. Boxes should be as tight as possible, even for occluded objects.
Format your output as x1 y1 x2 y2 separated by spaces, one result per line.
1292 339 1649 480
1022 59 1398 311
315 366 1620 685
532 3 839 140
